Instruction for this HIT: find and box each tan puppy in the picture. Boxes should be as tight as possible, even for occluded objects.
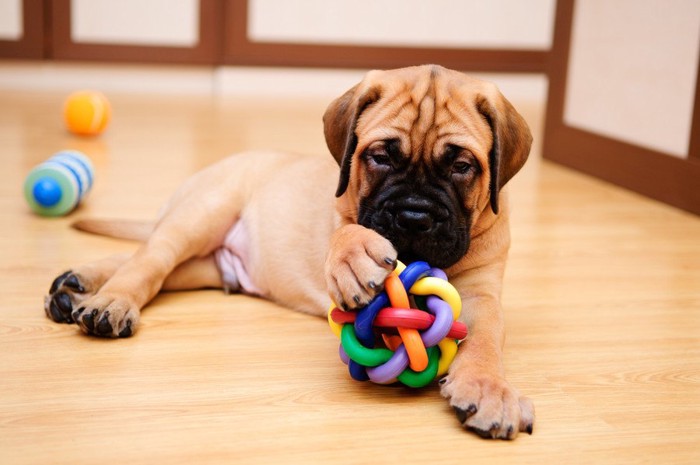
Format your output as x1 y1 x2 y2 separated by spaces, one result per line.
45 65 534 439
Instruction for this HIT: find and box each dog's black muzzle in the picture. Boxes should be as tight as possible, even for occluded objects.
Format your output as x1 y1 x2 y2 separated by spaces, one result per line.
360 191 469 269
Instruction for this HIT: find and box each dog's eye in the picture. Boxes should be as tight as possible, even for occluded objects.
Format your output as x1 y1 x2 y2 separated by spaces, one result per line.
444 145 478 177
370 151 392 166
364 139 403 169
452 160 473 175
364 143 394 167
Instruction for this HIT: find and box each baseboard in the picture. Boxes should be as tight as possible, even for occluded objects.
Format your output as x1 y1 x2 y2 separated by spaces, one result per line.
0 61 547 103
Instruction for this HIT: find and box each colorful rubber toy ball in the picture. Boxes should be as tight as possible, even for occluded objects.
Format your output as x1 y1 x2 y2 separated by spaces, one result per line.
328 261 467 388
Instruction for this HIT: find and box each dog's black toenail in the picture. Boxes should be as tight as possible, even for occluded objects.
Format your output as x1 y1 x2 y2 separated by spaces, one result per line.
470 423 501 439
353 295 361 305
49 271 71 294
63 275 85 293
526 424 533 435
506 426 514 438
472 427 494 439
72 307 85 321
454 407 466 424
96 311 113 336
454 406 476 424
368 281 377 290
83 309 97 332
49 300 66 323
438 377 447 385
384 257 397 268
119 320 132 338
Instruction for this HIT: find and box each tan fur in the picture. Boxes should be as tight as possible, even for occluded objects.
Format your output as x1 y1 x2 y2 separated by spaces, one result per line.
72 219 154 241
45 65 533 439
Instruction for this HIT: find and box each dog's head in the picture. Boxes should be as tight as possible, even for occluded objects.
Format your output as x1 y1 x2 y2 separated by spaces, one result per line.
323 65 532 268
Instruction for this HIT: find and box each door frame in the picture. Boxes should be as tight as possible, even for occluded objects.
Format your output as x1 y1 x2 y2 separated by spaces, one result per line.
543 0 700 215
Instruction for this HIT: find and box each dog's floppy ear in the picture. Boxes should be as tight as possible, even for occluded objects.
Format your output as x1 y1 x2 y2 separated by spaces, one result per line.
477 87 532 214
323 82 381 197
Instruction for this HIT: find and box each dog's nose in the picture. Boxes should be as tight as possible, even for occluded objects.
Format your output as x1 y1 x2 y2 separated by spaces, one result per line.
396 210 434 233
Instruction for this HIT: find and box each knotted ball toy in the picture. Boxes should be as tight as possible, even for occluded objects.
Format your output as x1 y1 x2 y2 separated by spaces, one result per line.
328 261 467 388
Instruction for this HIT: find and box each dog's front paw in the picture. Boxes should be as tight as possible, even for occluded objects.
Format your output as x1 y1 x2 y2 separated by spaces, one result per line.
440 368 534 440
325 224 398 310
73 293 140 338
44 270 93 324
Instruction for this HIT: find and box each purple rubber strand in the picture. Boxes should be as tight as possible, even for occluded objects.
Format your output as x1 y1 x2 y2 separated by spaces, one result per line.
366 344 409 383
339 345 350 365
430 267 448 280
420 296 453 346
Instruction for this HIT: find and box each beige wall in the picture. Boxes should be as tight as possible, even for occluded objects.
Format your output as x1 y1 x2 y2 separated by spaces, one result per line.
60 0 556 51
249 0 556 50
71 0 199 47
564 0 700 158
0 0 22 41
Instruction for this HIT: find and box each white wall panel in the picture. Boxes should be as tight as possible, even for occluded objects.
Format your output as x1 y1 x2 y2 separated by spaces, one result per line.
564 0 700 158
0 0 22 41
71 0 199 47
249 0 556 50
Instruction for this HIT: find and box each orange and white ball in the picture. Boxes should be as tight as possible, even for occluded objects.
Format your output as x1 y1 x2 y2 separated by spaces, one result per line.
63 90 111 136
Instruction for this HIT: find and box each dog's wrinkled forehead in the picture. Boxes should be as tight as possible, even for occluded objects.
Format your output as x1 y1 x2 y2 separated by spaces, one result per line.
353 66 493 164
325 65 532 213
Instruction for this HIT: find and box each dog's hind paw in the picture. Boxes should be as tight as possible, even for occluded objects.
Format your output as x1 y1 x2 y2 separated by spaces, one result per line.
44 270 90 324
73 293 140 338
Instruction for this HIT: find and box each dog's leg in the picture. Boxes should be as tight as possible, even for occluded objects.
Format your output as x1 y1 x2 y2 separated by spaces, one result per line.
66 155 273 338
45 152 302 337
46 253 224 327
71 207 237 338
439 267 535 439
162 255 223 291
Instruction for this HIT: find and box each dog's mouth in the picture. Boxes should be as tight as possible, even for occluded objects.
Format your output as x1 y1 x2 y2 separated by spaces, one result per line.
358 194 470 269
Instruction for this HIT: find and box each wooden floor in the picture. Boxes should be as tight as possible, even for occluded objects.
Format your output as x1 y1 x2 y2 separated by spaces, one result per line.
1 87 699 465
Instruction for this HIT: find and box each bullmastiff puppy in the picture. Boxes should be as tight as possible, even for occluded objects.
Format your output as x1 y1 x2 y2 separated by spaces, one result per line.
45 65 534 439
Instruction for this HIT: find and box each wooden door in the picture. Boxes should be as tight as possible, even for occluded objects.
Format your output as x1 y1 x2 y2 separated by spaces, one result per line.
222 0 552 72
50 0 222 64
0 0 45 58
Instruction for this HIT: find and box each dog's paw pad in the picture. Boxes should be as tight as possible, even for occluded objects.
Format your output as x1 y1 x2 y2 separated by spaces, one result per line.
49 270 72 295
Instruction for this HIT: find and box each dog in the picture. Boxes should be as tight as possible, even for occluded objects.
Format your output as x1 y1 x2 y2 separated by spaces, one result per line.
44 65 534 439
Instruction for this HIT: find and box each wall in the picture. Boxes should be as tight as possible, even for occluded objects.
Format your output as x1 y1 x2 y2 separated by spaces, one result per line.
71 0 199 47
563 0 700 158
248 0 555 50
0 0 22 41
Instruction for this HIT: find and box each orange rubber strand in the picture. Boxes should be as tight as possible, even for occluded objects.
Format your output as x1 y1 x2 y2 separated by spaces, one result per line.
382 334 403 351
385 274 428 372
399 327 429 371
